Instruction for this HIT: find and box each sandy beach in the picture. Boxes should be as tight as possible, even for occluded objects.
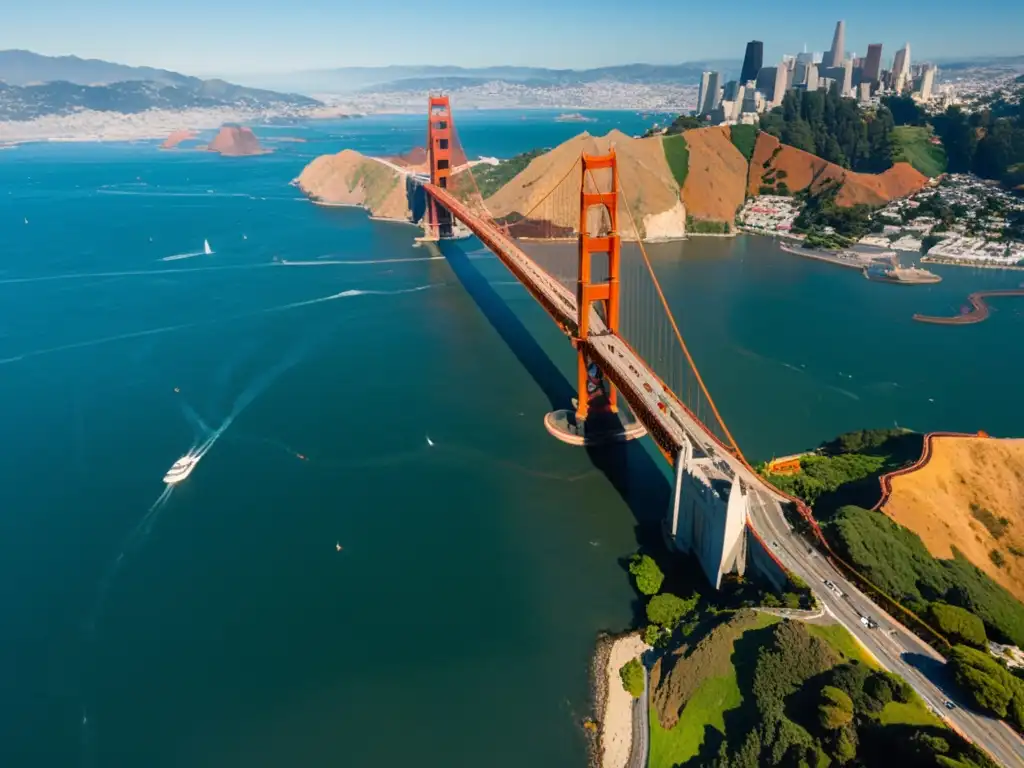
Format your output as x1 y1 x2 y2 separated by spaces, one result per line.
598 633 649 768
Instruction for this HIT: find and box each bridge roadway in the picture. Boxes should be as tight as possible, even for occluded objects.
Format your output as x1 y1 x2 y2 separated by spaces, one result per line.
425 183 1024 766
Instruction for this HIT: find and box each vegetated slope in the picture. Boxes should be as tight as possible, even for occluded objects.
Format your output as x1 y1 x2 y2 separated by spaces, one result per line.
295 150 410 220
650 615 994 768
749 132 928 207
677 126 748 223
482 130 686 240
882 436 1024 604
891 126 948 178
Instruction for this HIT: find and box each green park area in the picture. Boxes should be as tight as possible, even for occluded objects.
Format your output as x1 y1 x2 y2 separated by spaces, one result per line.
891 126 948 178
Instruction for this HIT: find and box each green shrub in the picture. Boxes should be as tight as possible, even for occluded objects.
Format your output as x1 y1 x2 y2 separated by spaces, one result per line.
971 504 1011 539
646 593 697 629
628 553 664 596
819 685 855 729
928 603 988 648
619 658 645 698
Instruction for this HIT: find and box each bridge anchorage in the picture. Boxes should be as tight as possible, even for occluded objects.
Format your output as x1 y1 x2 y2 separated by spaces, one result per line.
543 151 646 447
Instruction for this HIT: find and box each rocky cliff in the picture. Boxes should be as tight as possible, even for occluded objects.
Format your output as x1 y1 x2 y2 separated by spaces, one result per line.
295 149 411 221
206 125 269 157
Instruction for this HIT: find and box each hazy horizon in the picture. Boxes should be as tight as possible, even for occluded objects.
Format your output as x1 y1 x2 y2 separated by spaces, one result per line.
3 0 1023 78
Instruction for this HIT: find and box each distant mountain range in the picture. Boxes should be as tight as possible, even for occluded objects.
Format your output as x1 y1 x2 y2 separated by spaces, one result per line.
0 50 321 121
233 62 742 95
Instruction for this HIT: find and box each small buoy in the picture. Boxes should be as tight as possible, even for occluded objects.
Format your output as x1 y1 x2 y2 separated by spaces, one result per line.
336 542 342 552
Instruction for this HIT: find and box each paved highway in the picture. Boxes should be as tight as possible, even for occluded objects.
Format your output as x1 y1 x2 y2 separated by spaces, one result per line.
748 492 1024 767
427 185 1024 766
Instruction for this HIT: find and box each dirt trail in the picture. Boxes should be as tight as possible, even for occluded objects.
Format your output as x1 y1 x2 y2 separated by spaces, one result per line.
882 436 1024 602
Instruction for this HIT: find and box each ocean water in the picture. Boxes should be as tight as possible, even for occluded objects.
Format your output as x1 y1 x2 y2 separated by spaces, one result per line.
1 110 1023 767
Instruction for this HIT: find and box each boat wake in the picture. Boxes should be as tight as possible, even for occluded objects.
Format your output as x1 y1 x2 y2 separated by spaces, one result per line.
277 256 444 267
159 251 203 262
0 284 439 366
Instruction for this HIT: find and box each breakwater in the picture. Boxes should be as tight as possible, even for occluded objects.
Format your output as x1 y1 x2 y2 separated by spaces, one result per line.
913 289 1024 325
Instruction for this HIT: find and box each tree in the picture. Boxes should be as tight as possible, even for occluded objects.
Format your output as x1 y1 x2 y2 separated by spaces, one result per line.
928 603 988 648
628 553 664 596
645 592 696 629
619 658 644 698
948 645 1016 717
833 725 858 763
819 685 855 729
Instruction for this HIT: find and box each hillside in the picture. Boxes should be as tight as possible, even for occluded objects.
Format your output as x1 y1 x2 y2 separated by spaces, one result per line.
0 50 319 121
882 436 1024 604
481 129 686 240
749 132 929 206
677 126 749 223
295 149 410 221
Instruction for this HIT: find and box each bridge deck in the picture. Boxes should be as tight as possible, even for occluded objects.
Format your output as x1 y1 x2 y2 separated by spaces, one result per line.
425 183 744 475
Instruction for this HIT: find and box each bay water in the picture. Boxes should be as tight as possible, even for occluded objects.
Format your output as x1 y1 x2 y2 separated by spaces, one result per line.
1 110 1022 767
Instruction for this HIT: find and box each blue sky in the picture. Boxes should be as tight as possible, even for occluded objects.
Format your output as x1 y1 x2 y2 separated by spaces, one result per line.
3 0 1022 75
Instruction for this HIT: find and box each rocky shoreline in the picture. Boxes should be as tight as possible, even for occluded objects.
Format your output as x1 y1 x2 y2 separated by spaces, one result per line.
590 630 648 768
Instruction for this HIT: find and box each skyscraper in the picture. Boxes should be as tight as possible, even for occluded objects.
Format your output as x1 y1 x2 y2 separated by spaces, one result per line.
740 40 764 85
772 62 789 105
892 43 911 93
863 44 883 84
697 72 711 116
700 72 722 115
826 21 846 68
805 64 819 92
918 65 937 100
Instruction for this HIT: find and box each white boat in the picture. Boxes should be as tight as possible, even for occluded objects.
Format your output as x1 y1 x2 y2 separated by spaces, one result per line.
204 239 213 255
163 454 199 484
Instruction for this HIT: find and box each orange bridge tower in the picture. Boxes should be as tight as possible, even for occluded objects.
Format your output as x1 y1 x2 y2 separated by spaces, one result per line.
544 150 645 446
426 94 454 239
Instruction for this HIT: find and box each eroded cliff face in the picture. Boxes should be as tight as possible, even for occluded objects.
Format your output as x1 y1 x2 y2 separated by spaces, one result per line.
206 125 268 157
295 149 411 221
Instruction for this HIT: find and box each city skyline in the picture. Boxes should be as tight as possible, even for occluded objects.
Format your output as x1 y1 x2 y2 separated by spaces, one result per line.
1 0 1022 77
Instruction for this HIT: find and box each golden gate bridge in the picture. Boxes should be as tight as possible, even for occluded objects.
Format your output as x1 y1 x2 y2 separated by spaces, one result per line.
406 94 1024 764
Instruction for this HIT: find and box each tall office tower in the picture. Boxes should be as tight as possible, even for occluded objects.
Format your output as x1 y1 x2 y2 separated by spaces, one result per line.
701 71 723 114
805 64 819 91
892 43 911 92
918 65 937 100
857 82 872 103
755 66 776 93
697 72 712 115
841 58 854 96
863 43 883 83
740 40 764 84
826 21 846 68
772 62 789 105
723 80 743 102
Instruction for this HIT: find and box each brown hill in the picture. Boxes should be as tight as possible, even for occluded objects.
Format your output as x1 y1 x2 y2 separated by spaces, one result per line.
295 150 410 221
679 126 749 223
482 129 686 241
881 436 1024 603
206 125 269 157
748 132 927 206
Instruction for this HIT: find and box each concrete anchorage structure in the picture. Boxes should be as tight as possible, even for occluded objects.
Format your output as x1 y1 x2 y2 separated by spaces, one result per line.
665 437 788 590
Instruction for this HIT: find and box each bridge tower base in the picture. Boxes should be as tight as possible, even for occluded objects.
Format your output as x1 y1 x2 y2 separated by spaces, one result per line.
545 151 646 447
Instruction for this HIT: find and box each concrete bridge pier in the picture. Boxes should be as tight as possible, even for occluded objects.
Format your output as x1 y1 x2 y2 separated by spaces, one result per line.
665 436 749 589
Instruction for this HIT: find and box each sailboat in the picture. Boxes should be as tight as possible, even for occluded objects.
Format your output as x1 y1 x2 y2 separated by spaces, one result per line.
204 239 213 255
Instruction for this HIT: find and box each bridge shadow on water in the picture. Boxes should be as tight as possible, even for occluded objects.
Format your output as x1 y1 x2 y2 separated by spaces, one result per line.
438 239 671 554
